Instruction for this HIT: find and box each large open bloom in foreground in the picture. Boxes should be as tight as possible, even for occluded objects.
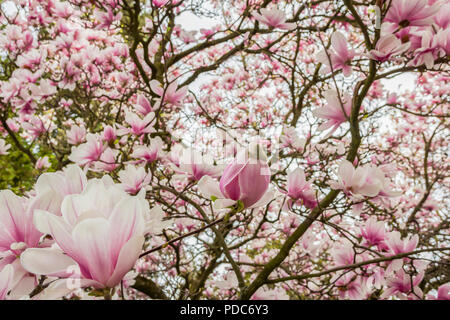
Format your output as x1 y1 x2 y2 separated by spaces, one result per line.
21 177 147 289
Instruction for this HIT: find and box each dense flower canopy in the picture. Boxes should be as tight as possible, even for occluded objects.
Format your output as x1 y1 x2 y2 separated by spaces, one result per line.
0 0 449 300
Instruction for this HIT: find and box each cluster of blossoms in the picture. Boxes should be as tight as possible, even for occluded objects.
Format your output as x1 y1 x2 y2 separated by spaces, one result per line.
0 165 164 298
0 0 448 300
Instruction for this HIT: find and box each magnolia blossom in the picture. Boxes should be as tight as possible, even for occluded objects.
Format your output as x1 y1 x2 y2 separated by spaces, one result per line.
408 30 443 68
0 260 35 300
150 80 187 106
330 240 357 266
434 3 450 29
179 30 197 43
130 137 164 164
173 148 223 181
436 283 450 300
330 160 399 199
384 0 439 29
66 125 86 145
21 176 148 290
29 164 87 217
94 8 122 29
0 264 14 300
144 205 172 235
317 32 355 76
35 156 51 170
134 94 153 116
360 217 387 247
68 133 105 166
198 143 272 209
279 126 306 152
380 269 424 299
384 232 418 255
93 147 119 172
368 35 410 62
312 90 352 135
252 9 296 30
117 111 155 136
101 125 117 143
281 168 317 210
335 273 372 300
152 0 170 8
0 190 42 258
118 165 151 195
21 116 47 139
0 139 11 155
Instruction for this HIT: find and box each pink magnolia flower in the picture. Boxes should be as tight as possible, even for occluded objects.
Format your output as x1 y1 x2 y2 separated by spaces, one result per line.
279 126 306 152
143 206 172 235
434 3 450 29
68 134 105 166
152 0 170 7
66 125 86 145
385 0 439 29
21 178 148 290
131 137 164 164
0 264 14 300
380 269 424 299
174 148 223 181
384 231 418 255
29 165 87 217
281 168 317 209
52 1 75 19
179 30 197 44
0 139 11 155
35 156 51 170
408 30 443 69
101 125 117 143
198 143 273 209
117 111 155 136
312 90 352 135
16 49 46 69
436 283 450 300
219 143 272 208
6 119 19 132
134 94 153 116
0 78 21 102
0 190 42 257
317 32 355 77
360 217 387 247
330 160 399 199
21 116 46 139
150 80 187 106
118 165 151 195
252 8 296 30
331 240 356 266
200 27 216 39
94 147 119 172
437 28 450 55
368 34 410 62
335 273 372 300
94 8 123 29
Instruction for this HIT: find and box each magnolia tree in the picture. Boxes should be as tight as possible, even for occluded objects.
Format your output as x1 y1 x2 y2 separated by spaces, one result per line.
0 0 449 301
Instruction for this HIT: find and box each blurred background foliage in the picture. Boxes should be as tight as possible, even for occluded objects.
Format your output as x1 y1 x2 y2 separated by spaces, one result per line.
0 135 55 195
